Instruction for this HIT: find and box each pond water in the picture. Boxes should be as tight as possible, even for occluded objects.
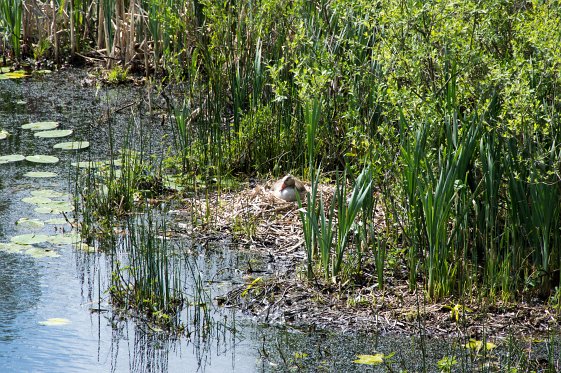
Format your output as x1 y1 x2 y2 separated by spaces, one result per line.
0 69 557 373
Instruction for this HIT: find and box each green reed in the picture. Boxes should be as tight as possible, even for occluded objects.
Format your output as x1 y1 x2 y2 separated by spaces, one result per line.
0 0 22 59
110 213 184 329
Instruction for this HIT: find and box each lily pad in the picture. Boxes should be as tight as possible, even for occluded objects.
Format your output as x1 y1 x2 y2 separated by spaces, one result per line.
0 242 30 253
38 318 71 326
354 354 385 366
24 171 58 178
54 141 90 150
25 247 60 258
0 70 29 80
10 233 50 245
22 196 53 204
31 189 69 199
16 218 45 229
34 129 73 138
21 121 59 131
48 233 81 245
0 154 25 164
35 202 74 214
25 155 60 164
0 129 9 140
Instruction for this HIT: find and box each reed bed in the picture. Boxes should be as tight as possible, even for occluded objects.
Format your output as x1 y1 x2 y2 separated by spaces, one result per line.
12 0 560 311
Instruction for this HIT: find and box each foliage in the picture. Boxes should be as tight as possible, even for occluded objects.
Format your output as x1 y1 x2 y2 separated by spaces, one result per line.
15 0 561 303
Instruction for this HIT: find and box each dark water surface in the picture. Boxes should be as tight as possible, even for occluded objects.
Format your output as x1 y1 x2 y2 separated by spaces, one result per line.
2 69 556 373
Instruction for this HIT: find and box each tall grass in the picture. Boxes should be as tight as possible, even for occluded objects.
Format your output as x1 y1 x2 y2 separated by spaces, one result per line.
6 0 561 303
0 0 22 59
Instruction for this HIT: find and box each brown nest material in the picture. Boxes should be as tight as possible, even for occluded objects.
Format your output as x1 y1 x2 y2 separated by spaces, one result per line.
173 181 337 255
170 181 560 338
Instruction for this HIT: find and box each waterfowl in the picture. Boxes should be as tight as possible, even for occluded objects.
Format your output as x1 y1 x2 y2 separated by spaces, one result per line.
272 174 307 202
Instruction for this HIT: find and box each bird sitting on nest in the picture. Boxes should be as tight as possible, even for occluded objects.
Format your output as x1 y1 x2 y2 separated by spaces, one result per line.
272 174 307 202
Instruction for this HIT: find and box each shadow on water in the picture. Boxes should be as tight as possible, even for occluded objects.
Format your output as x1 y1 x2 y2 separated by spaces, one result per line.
0 69 559 373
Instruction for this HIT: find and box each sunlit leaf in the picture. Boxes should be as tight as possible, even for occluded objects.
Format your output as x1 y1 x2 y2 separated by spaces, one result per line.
15 218 45 229
34 129 73 138
31 189 69 199
24 171 58 178
0 154 25 164
22 196 53 205
35 202 74 214
25 155 60 164
464 339 497 353
54 141 90 150
353 354 384 365
25 247 60 258
38 318 71 326
0 70 29 80
21 121 59 130
48 233 81 245
437 356 458 370
0 129 9 139
10 233 51 245
0 242 30 253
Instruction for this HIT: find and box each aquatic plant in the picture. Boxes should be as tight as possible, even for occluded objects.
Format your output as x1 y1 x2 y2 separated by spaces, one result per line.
3 0 561 308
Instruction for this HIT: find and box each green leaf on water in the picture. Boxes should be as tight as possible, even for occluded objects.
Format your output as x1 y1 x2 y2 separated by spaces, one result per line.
54 141 90 150
38 318 71 326
24 171 58 178
15 218 45 229
22 196 53 204
353 354 385 365
25 247 60 258
31 189 69 198
0 70 29 80
21 121 59 131
34 129 73 138
48 233 81 245
0 154 26 164
0 242 30 253
25 155 60 164
35 202 74 214
10 233 51 245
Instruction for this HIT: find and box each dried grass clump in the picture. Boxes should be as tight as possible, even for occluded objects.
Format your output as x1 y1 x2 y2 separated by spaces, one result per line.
173 181 336 256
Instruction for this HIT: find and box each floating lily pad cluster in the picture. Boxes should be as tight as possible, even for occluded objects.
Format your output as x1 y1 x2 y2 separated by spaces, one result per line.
20 120 89 149
0 187 95 257
0 120 87 169
0 117 97 257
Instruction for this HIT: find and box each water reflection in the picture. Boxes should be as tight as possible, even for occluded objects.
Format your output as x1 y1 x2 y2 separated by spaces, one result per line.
0 254 41 343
